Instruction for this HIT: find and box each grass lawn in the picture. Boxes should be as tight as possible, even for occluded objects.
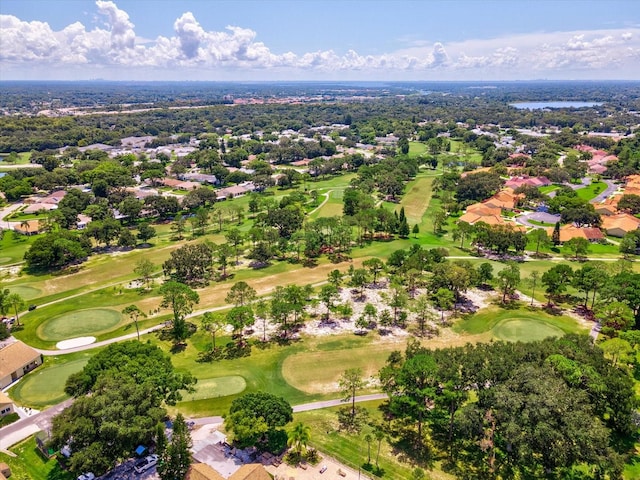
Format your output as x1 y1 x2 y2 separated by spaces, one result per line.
9 356 90 407
293 401 455 480
0 437 74 480
400 174 434 225
282 339 404 394
309 188 346 219
454 305 587 340
575 181 606 201
539 185 559 195
0 230 35 265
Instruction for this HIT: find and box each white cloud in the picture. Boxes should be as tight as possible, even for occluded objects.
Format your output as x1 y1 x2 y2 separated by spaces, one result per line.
0 1 639 80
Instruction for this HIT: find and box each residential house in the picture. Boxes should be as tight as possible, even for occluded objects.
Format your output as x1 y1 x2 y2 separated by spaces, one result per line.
186 463 271 480
459 203 505 226
504 176 551 189
601 213 640 237
23 202 58 214
13 220 41 236
484 188 523 211
545 225 604 243
0 341 44 388
594 195 621 216
162 178 200 191
0 391 15 417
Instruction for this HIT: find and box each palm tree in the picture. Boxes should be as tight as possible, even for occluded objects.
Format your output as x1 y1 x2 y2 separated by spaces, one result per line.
6 293 25 326
20 219 31 235
364 433 373 465
122 304 147 341
287 422 311 459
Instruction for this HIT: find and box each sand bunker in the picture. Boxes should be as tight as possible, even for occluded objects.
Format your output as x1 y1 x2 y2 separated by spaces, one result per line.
56 336 96 349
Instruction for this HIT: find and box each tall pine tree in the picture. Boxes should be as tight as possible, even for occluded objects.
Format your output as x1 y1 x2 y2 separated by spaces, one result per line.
158 413 192 480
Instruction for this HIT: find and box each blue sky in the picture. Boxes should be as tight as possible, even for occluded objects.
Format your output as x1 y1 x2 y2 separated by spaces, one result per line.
1 0 639 81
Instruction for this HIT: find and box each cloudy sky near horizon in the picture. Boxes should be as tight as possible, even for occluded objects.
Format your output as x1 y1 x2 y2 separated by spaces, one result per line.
1 0 639 81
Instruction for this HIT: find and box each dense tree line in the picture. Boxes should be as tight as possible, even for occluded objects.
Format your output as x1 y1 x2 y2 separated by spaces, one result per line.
380 336 636 479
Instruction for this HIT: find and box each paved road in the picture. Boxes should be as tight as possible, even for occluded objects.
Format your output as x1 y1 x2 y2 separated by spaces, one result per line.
0 398 73 451
590 179 618 204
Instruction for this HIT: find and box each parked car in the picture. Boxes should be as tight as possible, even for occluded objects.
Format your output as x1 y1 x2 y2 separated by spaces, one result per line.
134 454 159 474
77 473 95 480
319 465 327 473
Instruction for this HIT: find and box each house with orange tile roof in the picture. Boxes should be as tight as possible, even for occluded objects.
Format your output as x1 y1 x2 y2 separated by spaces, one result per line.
484 188 523 210
187 463 271 480
545 224 604 243
601 213 640 237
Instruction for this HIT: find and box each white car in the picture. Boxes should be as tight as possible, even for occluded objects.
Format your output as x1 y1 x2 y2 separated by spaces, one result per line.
134 454 159 474
77 474 95 480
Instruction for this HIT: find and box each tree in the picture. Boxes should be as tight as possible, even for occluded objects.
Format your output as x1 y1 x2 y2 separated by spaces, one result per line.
364 433 373 465
363 258 385 286
412 224 420 238
287 422 311 458
136 222 157 244
226 306 254 338
433 288 455 324
201 311 225 352
564 236 590 260
327 269 343 289
349 268 369 298
52 375 165 475
453 221 474 249
530 228 550 256
163 243 214 286
412 294 437 337
122 304 147 341
134 258 155 290
541 264 573 306
24 230 90 271
64 341 195 403
225 228 244 264
496 262 520 303
318 284 339 318
5 293 24 326
225 392 293 451
596 301 634 336
383 282 409 326
529 270 540 306
159 281 200 343
552 221 561 246
158 412 192 480
225 281 257 307
338 368 367 433
171 213 187 240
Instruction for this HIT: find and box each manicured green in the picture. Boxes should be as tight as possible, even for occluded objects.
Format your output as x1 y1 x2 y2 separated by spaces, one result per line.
39 308 122 341
492 318 565 342
179 375 247 401
9 358 89 407
454 306 586 339
0 437 74 480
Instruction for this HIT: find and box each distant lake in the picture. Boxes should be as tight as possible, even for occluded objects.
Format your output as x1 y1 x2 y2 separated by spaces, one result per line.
510 101 602 110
